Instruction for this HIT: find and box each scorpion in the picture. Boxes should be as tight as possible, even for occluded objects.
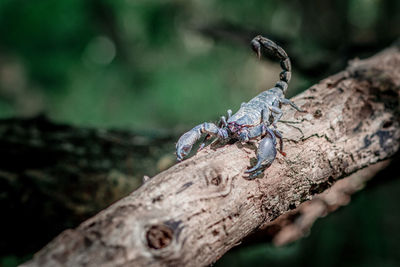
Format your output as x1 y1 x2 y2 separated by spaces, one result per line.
176 35 304 178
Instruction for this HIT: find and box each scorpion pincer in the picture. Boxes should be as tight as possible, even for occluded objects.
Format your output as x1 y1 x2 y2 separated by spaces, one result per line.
176 35 304 178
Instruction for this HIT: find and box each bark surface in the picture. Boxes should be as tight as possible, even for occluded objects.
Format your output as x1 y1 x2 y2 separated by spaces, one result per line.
22 46 400 267
259 159 391 246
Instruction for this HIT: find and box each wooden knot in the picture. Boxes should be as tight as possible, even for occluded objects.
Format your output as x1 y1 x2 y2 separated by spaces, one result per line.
313 109 322 118
146 224 174 249
210 175 222 186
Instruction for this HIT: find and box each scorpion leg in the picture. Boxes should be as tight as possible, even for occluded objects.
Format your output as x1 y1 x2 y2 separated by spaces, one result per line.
227 109 232 119
280 98 305 112
197 134 211 152
219 115 227 127
176 122 228 161
245 126 277 178
268 105 283 126
261 108 271 125
259 111 286 156
272 128 286 156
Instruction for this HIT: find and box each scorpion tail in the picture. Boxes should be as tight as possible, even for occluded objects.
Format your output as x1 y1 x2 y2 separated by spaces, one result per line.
251 35 291 94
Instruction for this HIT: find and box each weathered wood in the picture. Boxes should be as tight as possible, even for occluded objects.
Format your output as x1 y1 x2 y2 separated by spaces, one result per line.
22 45 400 267
259 159 391 246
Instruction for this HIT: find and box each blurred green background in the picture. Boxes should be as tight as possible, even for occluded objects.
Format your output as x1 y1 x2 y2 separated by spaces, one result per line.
0 0 399 266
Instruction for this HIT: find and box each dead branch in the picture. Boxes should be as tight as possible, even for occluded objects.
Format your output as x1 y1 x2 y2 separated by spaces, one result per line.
260 159 391 246
22 45 400 267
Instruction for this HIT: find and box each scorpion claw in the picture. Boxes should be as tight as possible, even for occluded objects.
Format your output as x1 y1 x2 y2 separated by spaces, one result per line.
176 129 200 161
197 134 210 152
176 122 228 161
245 162 262 174
246 169 265 179
176 144 192 161
246 133 277 177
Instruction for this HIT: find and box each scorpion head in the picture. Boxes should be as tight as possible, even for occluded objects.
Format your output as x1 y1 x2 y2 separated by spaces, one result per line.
227 122 241 134
227 122 249 141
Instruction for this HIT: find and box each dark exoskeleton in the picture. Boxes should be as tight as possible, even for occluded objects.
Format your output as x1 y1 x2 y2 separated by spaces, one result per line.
176 35 304 178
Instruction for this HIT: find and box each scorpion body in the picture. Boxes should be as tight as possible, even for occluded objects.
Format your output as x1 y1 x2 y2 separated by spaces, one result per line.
176 35 303 178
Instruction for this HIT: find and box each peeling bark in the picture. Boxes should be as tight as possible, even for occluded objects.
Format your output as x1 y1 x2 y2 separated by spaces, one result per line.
22 45 400 267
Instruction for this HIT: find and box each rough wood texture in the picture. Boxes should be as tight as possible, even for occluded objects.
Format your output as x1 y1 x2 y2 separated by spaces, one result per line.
22 45 400 267
259 159 391 246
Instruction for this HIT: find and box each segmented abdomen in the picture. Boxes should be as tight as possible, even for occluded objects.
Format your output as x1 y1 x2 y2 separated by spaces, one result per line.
228 88 283 126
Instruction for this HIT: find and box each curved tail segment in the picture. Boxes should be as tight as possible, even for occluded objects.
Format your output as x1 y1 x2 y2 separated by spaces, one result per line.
251 35 291 94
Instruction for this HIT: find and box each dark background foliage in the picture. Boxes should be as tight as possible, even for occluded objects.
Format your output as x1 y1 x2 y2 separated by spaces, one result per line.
0 0 399 266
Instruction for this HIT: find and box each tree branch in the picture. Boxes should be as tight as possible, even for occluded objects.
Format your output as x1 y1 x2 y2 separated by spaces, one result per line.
22 45 400 267
257 159 391 246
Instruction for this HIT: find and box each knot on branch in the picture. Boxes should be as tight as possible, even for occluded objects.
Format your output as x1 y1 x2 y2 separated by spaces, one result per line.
141 218 185 262
146 224 173 249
